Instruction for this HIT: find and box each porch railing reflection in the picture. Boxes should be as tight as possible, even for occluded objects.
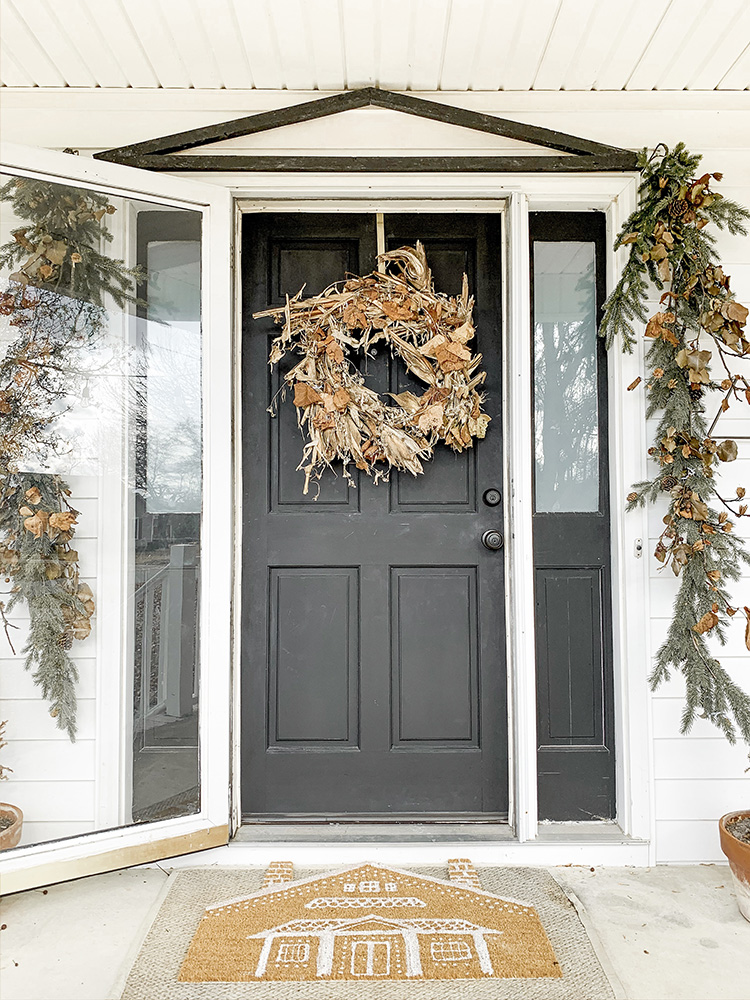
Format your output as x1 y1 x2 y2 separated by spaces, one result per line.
132 542 200 822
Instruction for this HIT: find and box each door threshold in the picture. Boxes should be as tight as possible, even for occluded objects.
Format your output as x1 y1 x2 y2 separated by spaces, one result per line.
233 822 509 844
241 812 508 825
160 820 650 869
232 820 637 846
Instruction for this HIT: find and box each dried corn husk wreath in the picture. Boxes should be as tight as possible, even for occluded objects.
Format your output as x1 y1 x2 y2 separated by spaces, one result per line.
255 243 491 495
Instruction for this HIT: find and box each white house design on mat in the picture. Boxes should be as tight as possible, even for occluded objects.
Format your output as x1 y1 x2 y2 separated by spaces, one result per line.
178 860 561 982
249 914 502 979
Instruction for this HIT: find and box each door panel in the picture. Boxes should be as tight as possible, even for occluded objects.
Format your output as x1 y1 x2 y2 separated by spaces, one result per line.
535 568 605 743
241 212 507 818
391 567 479 746
269 568 359 746
269 231 362 511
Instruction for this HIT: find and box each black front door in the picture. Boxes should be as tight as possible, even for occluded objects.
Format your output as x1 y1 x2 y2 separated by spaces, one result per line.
241 213 507 818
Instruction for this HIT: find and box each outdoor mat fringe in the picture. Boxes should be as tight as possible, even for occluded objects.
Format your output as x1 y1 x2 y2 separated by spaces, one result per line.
119 863 616 1000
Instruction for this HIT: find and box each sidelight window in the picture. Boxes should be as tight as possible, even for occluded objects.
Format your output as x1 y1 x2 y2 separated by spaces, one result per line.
530 212 615 824
532 241 600 513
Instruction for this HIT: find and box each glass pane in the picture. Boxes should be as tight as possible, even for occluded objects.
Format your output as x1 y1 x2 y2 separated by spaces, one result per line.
0 175 202 848
533 241 599 513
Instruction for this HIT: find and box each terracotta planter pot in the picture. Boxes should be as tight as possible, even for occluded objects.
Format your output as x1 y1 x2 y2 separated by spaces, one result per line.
0 802 23 851
719 810 750 922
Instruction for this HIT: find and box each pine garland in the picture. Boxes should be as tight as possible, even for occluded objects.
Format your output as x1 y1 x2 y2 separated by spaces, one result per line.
601 143 750 745
0 177 139 740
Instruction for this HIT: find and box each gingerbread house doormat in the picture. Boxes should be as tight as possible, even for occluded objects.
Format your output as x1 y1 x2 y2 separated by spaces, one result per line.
179 860 558 983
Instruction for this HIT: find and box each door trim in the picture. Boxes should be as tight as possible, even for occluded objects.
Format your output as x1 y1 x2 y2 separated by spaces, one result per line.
232 173 652 854
0 823 228 896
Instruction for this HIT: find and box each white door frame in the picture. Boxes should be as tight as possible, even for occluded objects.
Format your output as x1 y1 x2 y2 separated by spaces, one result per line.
0 152 653 885
229 169 652 854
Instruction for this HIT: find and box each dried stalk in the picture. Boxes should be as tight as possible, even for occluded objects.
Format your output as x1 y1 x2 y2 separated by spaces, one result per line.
256 243 491 495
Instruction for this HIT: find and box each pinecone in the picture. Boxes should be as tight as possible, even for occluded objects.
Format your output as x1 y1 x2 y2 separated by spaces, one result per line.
668 198 688 218
689 386 703 401
661 475 678 491
58 630 73 650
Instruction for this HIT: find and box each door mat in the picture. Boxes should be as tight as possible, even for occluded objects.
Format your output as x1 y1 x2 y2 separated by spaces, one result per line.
119 861 616 1000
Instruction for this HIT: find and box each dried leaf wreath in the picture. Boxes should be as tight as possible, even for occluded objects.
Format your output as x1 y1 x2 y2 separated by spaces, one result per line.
255 243 490 494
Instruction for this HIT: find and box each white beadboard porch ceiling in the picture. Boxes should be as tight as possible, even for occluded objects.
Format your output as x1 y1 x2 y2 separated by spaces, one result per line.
1 0 749 91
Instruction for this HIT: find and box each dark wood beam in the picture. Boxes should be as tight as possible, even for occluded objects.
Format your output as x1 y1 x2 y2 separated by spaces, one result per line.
96 152 638 172
94 87 638 173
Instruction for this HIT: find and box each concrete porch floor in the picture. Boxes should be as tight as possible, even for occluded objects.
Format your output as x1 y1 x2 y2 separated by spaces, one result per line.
0 864 748 1000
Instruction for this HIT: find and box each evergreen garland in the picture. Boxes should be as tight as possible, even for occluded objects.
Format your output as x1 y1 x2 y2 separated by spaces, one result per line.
0 176 139 740
601 143 750 745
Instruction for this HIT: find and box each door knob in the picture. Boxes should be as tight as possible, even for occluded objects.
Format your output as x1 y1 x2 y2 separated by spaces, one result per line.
481 529 504 551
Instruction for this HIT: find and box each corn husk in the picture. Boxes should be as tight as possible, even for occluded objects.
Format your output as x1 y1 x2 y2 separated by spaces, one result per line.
255 243 491 495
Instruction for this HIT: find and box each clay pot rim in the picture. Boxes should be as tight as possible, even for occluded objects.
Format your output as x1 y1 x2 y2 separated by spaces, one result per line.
0 802 23 852
719 809 750 867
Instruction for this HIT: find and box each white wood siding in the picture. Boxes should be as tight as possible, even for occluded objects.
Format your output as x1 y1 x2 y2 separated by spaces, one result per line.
0 477 99 845
1 88 749 861
1 0 749 91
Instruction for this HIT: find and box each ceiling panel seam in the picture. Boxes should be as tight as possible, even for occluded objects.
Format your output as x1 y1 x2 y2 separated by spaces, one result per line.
337 0 349 90
184 0 225 90
154 0 195 89
684 0 746 90
35 0 97 87
530 0 565 91
645 0 714 91
0 43 35 87
226 0 256 89
297 0 319 92
64 0 128 89
111 0 161 89
561 0 612 91
436 0 454 91
716 39 750 90
622 0 675 90
5 0 67 87
465 0 492 92
373 0 383 90
264 2 287 92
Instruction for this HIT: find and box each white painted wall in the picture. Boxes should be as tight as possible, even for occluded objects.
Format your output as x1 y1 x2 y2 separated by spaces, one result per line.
1 88 749 862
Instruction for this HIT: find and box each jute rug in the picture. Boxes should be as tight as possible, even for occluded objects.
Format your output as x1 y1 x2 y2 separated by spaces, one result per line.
119 861 616 999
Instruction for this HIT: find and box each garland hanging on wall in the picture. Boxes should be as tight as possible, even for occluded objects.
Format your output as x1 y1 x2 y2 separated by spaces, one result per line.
257 243 491 495
0 176 139 741
601 143 750 746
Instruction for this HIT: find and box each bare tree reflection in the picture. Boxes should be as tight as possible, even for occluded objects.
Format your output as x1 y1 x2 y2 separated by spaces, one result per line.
534 243 599 513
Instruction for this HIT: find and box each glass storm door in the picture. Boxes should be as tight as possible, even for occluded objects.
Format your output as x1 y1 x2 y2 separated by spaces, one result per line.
0 142 231 893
